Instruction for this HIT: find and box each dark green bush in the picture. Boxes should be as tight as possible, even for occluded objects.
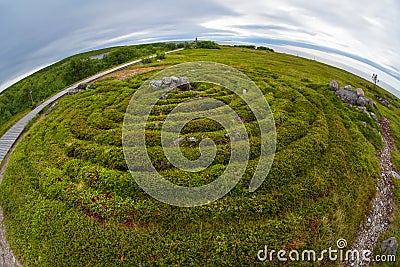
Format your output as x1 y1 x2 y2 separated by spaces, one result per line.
194 40 220 49
256 46 274 52
234 45 256 49
141 57 153 64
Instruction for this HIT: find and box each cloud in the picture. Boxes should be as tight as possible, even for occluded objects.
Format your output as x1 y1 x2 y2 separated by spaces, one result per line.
200 0 400 82
0 0 238 91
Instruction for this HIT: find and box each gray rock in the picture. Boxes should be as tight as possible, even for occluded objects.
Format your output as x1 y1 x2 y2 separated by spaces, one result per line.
335 88 358 105
151 76 191 91
375 95 390 107
332 81 373 108
176 76 191 90
160 93 169 100
162 76 173 85
68 83 89 95
173 137 183 146
150 80 163 89
381 237 398 255
356 96 370 107
187 137 197 142
392 171 400 179
170 76 179 84
357 106 368 113
371 113 379 123
77 83 88 90
356 88 365 97
369 100 375 107
330 80 339 91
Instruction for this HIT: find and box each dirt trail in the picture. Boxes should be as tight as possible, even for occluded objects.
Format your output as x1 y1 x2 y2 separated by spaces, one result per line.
345 117 396 266
97 65 167 81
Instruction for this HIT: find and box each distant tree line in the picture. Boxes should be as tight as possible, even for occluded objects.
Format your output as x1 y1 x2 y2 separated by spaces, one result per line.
0 40 233 127
0 43 178 126
234 45 275 52
175 40 221 50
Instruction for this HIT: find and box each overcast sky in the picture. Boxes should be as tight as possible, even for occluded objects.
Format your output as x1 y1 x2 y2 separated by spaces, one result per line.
0 0 399 96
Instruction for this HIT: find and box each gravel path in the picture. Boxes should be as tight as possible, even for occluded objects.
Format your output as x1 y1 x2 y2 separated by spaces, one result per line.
0 207 22 267
0 125 24 267
345 117 396 266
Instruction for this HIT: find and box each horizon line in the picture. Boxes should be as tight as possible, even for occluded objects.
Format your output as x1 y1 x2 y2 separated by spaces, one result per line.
1 38 399 98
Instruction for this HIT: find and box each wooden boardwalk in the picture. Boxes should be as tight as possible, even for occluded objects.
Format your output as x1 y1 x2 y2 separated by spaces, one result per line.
0 48 184 165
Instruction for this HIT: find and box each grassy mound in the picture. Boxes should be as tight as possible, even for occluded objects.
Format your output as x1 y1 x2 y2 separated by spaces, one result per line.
0 42 180 135
1 46 399 266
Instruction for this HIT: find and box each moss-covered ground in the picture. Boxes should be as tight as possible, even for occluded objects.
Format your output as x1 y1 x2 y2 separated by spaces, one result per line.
1 46 399 266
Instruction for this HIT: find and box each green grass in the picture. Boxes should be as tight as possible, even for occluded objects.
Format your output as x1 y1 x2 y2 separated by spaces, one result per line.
0 46 398 266
0 42 179 133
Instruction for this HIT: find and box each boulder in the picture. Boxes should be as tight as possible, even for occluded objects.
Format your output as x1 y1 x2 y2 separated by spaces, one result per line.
150 80 163 89
356 88 365 97
331 81 373 108
77 83 88 90
151 76 191 90
176 76 191 90
335 88 358 105
68 83 90 95
330 80 339 91
162 76 173 85
381 237 398 255
369 99 375 107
